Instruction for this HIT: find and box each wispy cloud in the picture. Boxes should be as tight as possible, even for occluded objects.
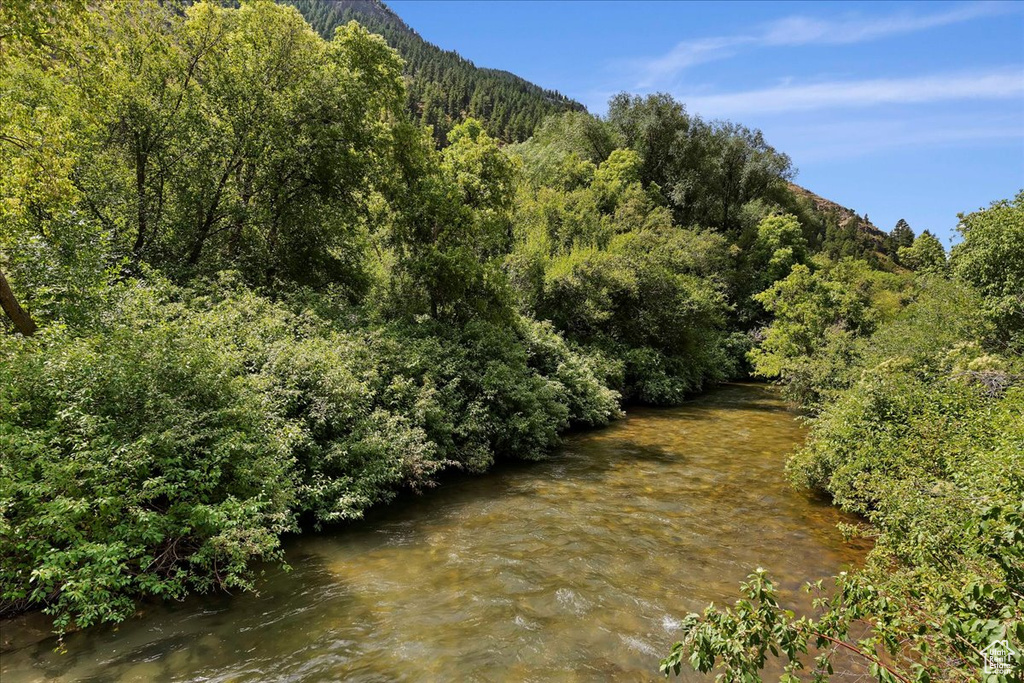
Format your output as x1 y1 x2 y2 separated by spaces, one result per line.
637 36 749 84
681 69 1024 118
633 2 1014 88
759 2 1006 47
770 115 1024 164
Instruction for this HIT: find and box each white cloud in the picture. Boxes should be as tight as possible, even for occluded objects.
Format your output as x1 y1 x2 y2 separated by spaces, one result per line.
635 36 750 86
760 2 1005 46
774 115 1024 163
681 69 1024 117
632 2 1015 88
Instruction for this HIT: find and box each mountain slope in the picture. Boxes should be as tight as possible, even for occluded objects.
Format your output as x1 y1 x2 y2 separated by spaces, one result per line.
288 0 890 259
286 0 586 143
788 183 886 240
780 182 894 265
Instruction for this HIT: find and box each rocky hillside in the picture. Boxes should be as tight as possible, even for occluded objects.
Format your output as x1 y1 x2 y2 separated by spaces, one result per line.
788 183 886 239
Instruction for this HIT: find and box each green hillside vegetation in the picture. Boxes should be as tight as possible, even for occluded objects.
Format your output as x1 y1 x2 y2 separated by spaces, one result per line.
286 0 585 144
0 2 1020 681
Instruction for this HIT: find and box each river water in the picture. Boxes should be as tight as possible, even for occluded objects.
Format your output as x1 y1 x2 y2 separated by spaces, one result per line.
0 383 868 682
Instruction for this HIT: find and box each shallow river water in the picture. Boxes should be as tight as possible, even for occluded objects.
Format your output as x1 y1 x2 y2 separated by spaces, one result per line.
1 383 869 682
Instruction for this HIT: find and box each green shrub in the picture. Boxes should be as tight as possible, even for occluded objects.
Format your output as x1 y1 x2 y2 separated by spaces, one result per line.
0 277 622 631
0 299 299 632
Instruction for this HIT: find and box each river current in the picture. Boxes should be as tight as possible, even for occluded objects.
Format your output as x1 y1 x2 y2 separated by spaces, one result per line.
0 383 868 681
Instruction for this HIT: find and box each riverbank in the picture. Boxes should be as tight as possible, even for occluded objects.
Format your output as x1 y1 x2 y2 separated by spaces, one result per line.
1 384 869 681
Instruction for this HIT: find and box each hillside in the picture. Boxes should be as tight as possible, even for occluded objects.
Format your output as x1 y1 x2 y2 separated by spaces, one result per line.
778 181 897 266
788 182 887 240
288 0 892 255
286 0 586 143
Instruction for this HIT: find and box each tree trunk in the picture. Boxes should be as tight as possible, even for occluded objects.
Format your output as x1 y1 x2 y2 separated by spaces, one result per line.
187 159 238 267
133 139 148 255
227 164 252 260
0 268 37 336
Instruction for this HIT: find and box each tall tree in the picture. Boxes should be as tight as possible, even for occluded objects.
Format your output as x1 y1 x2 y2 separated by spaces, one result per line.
891 218 914 246
62 1 405 285
382 118 516 321
606 93 792 232
888 217 915 259
951 191 1024 350
898 230 946 274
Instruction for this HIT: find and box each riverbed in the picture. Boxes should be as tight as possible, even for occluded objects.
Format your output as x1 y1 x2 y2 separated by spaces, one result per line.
0 383 868 681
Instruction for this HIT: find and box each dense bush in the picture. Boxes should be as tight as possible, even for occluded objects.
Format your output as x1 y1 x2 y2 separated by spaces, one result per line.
530 229 734 403
0 278 619 631
508 134 739 403
0 285 300 631
775 324 1024 682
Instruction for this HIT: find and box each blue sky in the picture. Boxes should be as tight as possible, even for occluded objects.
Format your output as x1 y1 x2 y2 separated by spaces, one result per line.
390 0 1024 244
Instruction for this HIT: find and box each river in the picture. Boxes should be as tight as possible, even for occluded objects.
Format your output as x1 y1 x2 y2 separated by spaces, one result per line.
0 383 868 681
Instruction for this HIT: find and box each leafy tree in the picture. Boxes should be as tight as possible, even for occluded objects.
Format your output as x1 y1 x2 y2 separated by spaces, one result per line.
509 111 619 187
749 258 909 408
606 93 793 232
1 0 409 322
510 130 733 403
381 118 517 321
898 230 947 274
748 213 808 296
607 93 689 193
0 0 109 329
951 191 1024 351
